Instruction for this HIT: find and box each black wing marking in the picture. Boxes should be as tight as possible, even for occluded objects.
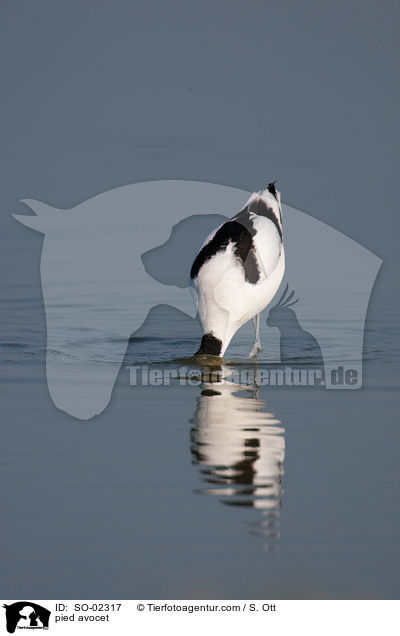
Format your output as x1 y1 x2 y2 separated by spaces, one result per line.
190 220 260 284
233 198 282 240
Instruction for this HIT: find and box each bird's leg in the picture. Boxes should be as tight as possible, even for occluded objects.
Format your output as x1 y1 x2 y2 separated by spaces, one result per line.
249 313 262 358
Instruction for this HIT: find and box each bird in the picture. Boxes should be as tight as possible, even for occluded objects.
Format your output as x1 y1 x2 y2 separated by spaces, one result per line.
266 285 324 366
190 182 285 358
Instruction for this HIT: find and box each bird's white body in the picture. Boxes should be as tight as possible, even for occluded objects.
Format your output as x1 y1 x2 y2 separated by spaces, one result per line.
190 184 285 357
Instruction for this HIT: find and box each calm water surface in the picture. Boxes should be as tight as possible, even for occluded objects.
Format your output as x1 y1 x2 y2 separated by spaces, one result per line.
1 238 399 599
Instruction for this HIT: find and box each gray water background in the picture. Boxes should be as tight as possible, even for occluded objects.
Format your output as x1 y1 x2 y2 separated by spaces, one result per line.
0 1 399 599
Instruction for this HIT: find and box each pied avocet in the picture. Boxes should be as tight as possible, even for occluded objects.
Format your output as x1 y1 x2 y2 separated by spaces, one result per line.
190 182 285 357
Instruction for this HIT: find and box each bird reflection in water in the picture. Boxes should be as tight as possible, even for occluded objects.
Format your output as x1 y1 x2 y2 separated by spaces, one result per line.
190 366 285 541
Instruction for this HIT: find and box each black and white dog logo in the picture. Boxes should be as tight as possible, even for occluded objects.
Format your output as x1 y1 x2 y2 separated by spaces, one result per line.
2 602 50 633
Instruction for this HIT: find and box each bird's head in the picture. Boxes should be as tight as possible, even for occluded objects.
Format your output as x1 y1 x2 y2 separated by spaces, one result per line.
266 284 299 327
